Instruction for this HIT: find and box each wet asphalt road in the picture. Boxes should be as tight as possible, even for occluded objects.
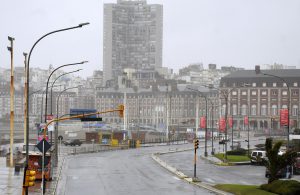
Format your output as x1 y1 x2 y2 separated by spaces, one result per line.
56 144 215 195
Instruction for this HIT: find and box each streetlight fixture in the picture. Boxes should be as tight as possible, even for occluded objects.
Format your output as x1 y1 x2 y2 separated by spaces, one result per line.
45 62 87 123
25 23 89 195
45 62 86 145
7 36 15 167
50 69 83 115
187 86 209 157
54 86 80 166
201 84 237 161
255 65 290 149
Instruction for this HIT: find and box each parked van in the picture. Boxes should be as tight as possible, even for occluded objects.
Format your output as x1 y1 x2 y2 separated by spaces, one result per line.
250 150 267 165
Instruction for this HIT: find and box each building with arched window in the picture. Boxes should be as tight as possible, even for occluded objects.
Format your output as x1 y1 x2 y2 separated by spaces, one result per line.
220 69 300 132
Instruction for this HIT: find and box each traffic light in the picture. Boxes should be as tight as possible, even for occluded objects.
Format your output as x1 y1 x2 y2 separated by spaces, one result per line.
118 104 124 118
194 139 199 149
25 170 36 187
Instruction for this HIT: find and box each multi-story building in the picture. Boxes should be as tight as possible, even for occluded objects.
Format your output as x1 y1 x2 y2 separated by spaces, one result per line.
177 64 244 87
220 69 300 132
103 0 163 85
95 83 219 133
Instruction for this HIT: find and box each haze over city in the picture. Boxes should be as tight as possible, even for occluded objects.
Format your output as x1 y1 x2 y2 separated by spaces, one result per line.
1 0 300 78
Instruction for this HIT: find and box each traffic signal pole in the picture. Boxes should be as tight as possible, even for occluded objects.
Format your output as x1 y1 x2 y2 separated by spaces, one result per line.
193 139 199 180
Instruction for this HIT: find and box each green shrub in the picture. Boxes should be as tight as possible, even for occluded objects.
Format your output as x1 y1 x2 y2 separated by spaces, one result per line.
261 180 300 195
226 148 247 156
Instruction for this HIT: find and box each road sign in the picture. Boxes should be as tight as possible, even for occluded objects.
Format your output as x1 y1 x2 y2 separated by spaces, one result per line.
38 156 50 166
46 115 54 132
58 135 63 141
80 117 102 122
36 139 51 153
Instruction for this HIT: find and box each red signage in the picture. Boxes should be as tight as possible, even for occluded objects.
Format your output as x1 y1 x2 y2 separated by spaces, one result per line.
219 118 226 132
228 117 233 128
280 109 288 126
244 116 249 125
46 115 54 121
200 117 206 128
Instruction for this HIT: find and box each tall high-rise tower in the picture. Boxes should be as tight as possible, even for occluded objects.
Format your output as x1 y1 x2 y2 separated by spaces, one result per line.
103 0 163 85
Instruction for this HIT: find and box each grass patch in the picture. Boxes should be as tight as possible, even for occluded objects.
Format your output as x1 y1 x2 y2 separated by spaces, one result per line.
261 180 300 195
215 184 276 195
214 153 250 162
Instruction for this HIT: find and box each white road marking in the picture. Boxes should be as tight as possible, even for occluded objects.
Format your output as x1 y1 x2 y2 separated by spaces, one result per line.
204 178 215 183
173 176 180 181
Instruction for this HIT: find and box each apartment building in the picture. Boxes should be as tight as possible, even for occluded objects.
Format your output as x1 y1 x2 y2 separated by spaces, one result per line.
220 69 300 131
103 0 163 84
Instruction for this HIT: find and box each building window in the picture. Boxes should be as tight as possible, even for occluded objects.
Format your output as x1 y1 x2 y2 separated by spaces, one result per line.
232 104 237 115
282 105 287 109
261 90 267 96
271 105 277 115
294 82 298 87
221 104 226 116
241 104 247 116
242 91 247 96
262 82 267 87
252 83 256 87
251 91 257 95
292 105 298 116
282 91 288 96
232 91 237 96
293 91 298 96
251 105 257 116
272 90 277 95
273 82 277 87
283 83 287 87
261 105 267 116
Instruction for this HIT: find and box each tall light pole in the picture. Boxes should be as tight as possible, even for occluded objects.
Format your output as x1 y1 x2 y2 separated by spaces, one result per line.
50 69 82 115
187 87 209 157
55 86 80 166
45 62 87 123
202 84 235 160
25 22 89 195
44 62 87 145
23 53 28 146
255 65 290 149
7 36 15 167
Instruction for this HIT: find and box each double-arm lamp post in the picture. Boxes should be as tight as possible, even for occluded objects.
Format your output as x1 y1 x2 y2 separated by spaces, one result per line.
255 65 290 149
187 87 209 157
24 22 89 195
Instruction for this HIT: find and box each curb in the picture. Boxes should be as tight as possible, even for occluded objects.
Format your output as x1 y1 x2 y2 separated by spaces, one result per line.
151 151 231 195
200 156 251 166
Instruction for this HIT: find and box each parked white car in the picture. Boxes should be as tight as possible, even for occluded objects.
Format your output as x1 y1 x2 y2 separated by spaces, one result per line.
250 150 267 165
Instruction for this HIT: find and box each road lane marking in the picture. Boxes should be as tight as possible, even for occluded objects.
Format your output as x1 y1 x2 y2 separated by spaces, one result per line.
173 176 180 181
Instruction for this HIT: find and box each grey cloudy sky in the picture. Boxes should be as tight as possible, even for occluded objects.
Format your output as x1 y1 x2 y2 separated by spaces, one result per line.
1 0 300 78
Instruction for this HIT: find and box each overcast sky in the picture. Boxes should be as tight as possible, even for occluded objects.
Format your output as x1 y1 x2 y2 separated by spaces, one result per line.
1 0 300 78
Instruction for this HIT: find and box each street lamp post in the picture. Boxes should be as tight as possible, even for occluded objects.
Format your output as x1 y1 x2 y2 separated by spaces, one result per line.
44 62 86 146
45 62 87 123
202 84 236 161
187 87 209 157
55 86 80 166
50 69 82 115
25 22 89 195
7 36 15 167
255 65 290 148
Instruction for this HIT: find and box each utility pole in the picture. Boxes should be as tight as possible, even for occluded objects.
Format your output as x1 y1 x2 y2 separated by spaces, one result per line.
166 83 169 141
8 36 15 167
23 53 28 146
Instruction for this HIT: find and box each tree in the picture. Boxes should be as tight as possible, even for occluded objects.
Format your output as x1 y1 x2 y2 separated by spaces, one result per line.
264 138 297 183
